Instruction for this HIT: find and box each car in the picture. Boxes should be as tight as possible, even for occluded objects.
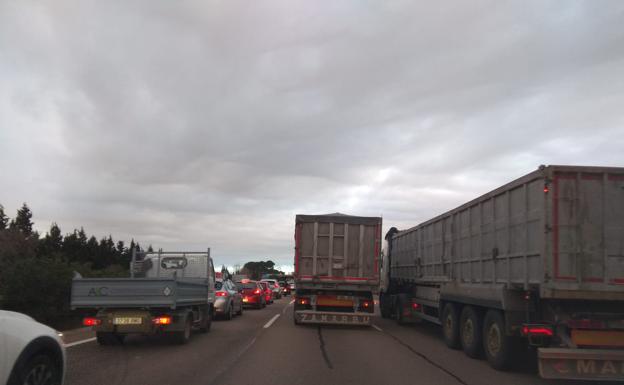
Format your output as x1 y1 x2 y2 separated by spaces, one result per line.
0 310 66 385
214 278 243 320
260 279 282 299
259 281 273 304
279 281 291 296
238 281 266 309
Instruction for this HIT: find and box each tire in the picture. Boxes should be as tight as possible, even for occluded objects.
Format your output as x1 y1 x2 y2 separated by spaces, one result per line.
380 293 391 319
460 306 483 358
8 353 62 385
483 310 518 370
96 332 114 346
173 316 192 344
395 299 405 325
441 303 461 349
293 308 301 325
199 307 211 333
225 303 234 320
237 302 243 316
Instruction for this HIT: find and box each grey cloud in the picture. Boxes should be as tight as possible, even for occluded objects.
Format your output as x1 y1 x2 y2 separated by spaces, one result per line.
2 1 624 269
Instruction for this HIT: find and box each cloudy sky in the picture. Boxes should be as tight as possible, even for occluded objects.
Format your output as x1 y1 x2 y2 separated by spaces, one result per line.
1 1 623 271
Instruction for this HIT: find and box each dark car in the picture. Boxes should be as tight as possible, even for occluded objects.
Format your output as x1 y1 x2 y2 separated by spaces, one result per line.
238 280 266 309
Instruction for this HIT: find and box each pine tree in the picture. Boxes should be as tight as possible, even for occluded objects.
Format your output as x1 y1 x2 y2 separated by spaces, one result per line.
39 223 63 256
0 204 8 230
14 203 34 236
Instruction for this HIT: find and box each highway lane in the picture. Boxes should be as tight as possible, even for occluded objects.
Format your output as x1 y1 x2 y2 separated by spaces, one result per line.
65 297 594 385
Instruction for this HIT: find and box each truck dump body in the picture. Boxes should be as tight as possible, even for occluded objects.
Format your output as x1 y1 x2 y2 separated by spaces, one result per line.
382 166 624 381
295 213 381 287
389 165 624 299
294 214 381 325
71 278 211 309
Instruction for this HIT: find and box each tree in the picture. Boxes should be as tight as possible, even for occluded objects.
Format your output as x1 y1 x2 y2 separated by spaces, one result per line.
39 223 63 256
13 203 34 236
0 204 8 230
242 260 283 280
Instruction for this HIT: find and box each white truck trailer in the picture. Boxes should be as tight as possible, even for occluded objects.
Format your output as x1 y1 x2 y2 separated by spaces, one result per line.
380 165 624 381
293 213 382 326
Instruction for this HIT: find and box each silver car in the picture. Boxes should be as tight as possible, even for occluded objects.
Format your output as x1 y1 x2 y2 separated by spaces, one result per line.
214 279 243 320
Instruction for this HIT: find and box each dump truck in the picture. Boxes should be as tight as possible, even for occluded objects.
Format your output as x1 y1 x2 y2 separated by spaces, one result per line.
71 249 216 345
380 165 624 381
293 213 382 325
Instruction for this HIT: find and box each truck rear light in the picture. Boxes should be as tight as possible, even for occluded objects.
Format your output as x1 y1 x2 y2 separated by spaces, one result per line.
297 297 310 305
411 301 420 310
567 319 606 329
361 300 371 308
522 324 554 337
83 317 101 326
216 291 228 297
153 316 172 325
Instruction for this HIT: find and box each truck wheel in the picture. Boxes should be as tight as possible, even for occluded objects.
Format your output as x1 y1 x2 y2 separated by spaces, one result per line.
96 332 113 346
395 299 406 325
293 308 301 325
174 316 192 344
441 303 460 349
199 308 212 333
460 306 483 358
483 310 517 370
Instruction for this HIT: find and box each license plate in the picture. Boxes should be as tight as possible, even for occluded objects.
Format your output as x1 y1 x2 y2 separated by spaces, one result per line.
299 312 370 325
317 296 353 307
113 317 142 325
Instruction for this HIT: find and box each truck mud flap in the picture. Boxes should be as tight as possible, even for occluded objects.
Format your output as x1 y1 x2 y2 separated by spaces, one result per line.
538 347 624 381
295 311 372 326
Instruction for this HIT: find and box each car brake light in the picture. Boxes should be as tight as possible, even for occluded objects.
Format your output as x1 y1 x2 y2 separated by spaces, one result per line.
297 297 310 305
83 317 101 326
216 291 228 297
412 302 420 310
254 289 261 294
153 316 172 325
522 324 553 337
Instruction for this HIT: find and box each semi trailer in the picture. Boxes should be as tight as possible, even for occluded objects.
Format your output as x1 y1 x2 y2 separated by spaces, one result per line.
293 213 382 325
380 165 624 381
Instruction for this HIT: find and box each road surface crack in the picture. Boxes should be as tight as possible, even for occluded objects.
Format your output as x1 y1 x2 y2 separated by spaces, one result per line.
383 331 469 385
317 326 334 369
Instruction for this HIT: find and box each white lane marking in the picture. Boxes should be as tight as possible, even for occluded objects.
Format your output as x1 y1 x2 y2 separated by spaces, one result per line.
289 299 295 304
64 337 97 348
372 324 383 332
263 314 281 329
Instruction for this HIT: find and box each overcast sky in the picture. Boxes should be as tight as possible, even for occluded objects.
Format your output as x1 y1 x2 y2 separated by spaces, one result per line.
1 1 623 271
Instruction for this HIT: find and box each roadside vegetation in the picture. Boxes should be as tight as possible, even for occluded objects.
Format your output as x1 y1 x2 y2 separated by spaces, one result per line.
0 203 143 328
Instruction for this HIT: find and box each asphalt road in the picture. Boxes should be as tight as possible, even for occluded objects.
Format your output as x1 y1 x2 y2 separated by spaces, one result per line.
64 297 593 385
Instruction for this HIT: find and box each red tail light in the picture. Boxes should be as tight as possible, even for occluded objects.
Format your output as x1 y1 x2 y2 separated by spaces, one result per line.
522 325 553 337
362 300 371 308
297 297 310 305
412 302 420 310
254 289 261 295
216 291 228 297
153 316 172 325
83 317 101 326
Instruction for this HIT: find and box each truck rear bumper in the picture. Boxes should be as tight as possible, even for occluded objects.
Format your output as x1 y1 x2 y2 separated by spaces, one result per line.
538 347 624 381
295 310 372 326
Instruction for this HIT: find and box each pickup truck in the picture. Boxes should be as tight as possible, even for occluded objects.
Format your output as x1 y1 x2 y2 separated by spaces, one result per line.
71 249 216 345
